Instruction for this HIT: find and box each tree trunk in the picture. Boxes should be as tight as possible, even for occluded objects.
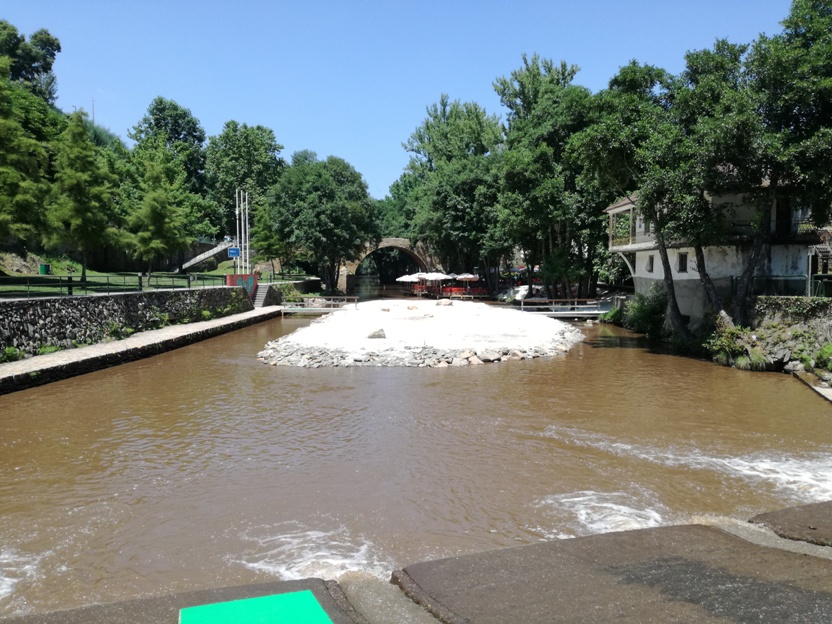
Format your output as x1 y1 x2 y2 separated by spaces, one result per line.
733 197 773 326
81 251 87 283
693 244 733 329
655 233 691 339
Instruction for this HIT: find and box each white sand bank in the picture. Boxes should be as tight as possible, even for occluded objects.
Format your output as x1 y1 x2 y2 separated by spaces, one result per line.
259 299 585 368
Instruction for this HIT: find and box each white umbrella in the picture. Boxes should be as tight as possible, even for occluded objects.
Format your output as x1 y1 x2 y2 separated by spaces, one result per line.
422 272 452 281
395 274 421 282
455 272 479 293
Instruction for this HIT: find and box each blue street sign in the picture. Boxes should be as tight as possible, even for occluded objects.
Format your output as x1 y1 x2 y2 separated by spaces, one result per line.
228 247 241 258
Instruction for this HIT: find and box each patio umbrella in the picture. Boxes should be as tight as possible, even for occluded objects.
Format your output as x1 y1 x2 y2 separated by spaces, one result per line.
455 272 479 292
419 272 452 297
422 272 452 281
395 274 421 282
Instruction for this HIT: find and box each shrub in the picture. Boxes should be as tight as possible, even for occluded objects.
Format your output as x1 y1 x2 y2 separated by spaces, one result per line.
814 343 832 371
599 307 623 324
704 325 749 367
623 283 668 338
1 346 24 363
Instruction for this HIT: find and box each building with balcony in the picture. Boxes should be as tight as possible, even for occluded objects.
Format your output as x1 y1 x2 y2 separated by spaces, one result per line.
605 194 831 326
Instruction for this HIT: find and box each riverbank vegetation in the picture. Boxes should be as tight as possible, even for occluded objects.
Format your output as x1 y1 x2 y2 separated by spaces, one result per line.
1 2 830 353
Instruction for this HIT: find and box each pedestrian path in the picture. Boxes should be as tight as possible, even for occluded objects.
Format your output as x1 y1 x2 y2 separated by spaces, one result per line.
0 306 283 395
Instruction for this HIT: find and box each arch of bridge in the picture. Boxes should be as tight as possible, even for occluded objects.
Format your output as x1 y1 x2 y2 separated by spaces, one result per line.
338 237 439 291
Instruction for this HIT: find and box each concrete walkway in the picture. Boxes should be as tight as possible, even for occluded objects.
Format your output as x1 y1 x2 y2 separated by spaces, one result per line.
0 306 283 396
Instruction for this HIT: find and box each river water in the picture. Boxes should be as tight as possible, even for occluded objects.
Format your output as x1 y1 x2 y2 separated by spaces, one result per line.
0 317 830 620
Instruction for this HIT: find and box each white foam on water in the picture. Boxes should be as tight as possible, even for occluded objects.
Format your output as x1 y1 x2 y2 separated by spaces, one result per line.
544 425 832 503
0 548 39 611
537 490 667 537
232 521 392 582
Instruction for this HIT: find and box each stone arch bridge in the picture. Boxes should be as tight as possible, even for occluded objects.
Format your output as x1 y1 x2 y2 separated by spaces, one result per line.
337 237 439 292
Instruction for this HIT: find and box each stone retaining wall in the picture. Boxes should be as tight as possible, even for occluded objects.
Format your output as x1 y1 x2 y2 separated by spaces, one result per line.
0 287 253 357
744 296 832 378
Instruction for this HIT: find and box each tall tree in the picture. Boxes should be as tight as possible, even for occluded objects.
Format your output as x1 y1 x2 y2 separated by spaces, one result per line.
568 62 691 337
0 20 61 100
269 152 379 292
0 57 49 243
738 0 832 323
47 111 120 280
403 94 503 272
127 161 190 276
495 54 605 298
206 120 284 233
130 97 207 194
657 39 760 325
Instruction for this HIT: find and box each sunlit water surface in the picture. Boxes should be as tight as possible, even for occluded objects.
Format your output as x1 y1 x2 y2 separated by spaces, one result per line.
0 318 829 619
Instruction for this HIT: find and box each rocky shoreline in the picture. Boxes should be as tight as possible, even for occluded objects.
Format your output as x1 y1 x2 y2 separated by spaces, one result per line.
257 342 571 368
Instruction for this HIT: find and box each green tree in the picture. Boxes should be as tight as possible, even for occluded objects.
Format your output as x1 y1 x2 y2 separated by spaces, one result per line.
129 100 223 239
269 152 379 292
495 54 605 298
403 94 503 273
129 134 221 241
738 0 832 323
251 200 295 276
654 39 760 325
131 97 207 195
0 57 49 243
568 62 692 337
127 161 190 276
0 20 61 100
206 120 284 234
47 111 120 281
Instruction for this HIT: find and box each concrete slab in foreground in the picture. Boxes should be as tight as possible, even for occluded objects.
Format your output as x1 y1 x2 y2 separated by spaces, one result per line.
0 579 367 624
392 524 832 624
751 500 832 547
0 306 283 396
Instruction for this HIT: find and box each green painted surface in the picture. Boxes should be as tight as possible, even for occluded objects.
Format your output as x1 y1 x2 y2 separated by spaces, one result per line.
179 589 333 623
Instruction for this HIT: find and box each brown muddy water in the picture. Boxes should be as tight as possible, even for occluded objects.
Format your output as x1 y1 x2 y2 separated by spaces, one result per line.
0 318 830 621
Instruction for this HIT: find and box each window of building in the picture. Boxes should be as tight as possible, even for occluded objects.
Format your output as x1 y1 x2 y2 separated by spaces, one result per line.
678 252 688 273
646 255 654 273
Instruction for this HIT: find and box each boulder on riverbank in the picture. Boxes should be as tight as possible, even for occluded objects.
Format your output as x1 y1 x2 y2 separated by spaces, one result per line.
258 299 584 368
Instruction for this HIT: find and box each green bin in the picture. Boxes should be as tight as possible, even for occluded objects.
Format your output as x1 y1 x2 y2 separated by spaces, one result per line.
39 263 51 275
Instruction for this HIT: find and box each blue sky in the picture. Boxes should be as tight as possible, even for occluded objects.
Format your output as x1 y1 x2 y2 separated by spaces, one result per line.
6 0 793 199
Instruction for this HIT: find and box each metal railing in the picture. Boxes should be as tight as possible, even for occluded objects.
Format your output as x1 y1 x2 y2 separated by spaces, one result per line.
0 274 227 300
517 298 612 317
730 275 808 298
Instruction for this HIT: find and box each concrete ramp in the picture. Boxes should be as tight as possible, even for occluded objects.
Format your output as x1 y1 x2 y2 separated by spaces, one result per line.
392 524 832 624
0 579 367 624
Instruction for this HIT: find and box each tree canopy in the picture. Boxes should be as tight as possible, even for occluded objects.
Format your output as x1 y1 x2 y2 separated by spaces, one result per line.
264 152 378 291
